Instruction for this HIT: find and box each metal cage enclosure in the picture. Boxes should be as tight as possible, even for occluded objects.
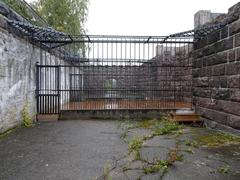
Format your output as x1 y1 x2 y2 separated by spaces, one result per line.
35 35 193 114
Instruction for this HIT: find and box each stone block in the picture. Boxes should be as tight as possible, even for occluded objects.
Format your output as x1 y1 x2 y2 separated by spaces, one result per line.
197 107 228 125
194 37 208 50
210 76 228 88
193 87 211 98
229 18 240 36
230 88 240 102
234 33 240 47
227 75 240 88
194 97 212 109
195 77 209 87
221 26 229 39
228 49 236 62
194 58 203 68
200 67 212 77
212 88 230 100
208 30 221 45
205 52 228 66
228 115 240 130
213 37 233 53
192 69 200 78
202 45 215 56
192 48 204 59
226 62 240 75
212 64 225 76
218 100 240 116
235 48 240 61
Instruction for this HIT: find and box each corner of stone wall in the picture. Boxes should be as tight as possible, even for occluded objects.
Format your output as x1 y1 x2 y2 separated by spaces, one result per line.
193 2 240 133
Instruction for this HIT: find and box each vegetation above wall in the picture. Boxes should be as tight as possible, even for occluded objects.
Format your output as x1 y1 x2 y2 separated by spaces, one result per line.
2 0 89 34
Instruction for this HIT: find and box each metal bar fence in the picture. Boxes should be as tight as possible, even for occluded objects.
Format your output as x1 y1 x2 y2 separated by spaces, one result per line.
36 36 193 114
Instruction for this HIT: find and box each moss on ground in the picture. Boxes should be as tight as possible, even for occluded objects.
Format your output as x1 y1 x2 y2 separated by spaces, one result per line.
196 132 240 147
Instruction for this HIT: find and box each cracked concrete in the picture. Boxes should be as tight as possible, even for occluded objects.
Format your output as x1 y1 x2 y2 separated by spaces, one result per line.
0 120 240 180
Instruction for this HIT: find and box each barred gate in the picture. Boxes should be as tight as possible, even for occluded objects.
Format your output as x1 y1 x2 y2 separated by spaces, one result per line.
36 35 193 114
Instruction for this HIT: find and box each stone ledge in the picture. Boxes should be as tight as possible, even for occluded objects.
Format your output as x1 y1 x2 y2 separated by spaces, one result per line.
203 117 240 136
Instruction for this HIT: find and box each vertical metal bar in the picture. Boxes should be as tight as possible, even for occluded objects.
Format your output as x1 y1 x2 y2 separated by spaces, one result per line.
36 63 40 120
57 66 60 114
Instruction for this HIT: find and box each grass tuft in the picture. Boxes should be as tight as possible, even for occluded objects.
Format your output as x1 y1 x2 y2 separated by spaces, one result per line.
153 120 183 136
128 138 143 160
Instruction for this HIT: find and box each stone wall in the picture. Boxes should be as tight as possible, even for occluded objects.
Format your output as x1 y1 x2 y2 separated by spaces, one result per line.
193 3 240 132
0 3 68 133
0 16 39 133
194 10 224 29
83 44 192 102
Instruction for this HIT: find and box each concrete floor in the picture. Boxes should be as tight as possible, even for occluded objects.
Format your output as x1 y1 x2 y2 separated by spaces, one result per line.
0 120 127 180
0 120 240 180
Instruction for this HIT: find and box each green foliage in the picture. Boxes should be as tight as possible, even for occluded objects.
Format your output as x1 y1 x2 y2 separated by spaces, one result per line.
128 138 143 153
153 120 182 136
143 160 171 174
217 165 230 174
196 133 240 147
176 154 184 161
103 163 112 180
185 140 199 148
137 119 158 129
21 103 34 128
33 0 89 57
2 0 38 24
128 138 143 160
33 0 89 34
168 148 184 163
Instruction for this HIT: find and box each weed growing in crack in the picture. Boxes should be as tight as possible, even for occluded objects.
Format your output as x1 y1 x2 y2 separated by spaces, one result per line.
217 165 230 174
128 138 143 152
128 138 143 160
143 160 171 174
185 140 199 148
122 166 130 172
153 120 183 136
103 163 112 180
183 147 194 154
168 148 184 163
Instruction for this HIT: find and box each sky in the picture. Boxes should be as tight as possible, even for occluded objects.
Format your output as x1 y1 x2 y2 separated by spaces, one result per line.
26 0 239 36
